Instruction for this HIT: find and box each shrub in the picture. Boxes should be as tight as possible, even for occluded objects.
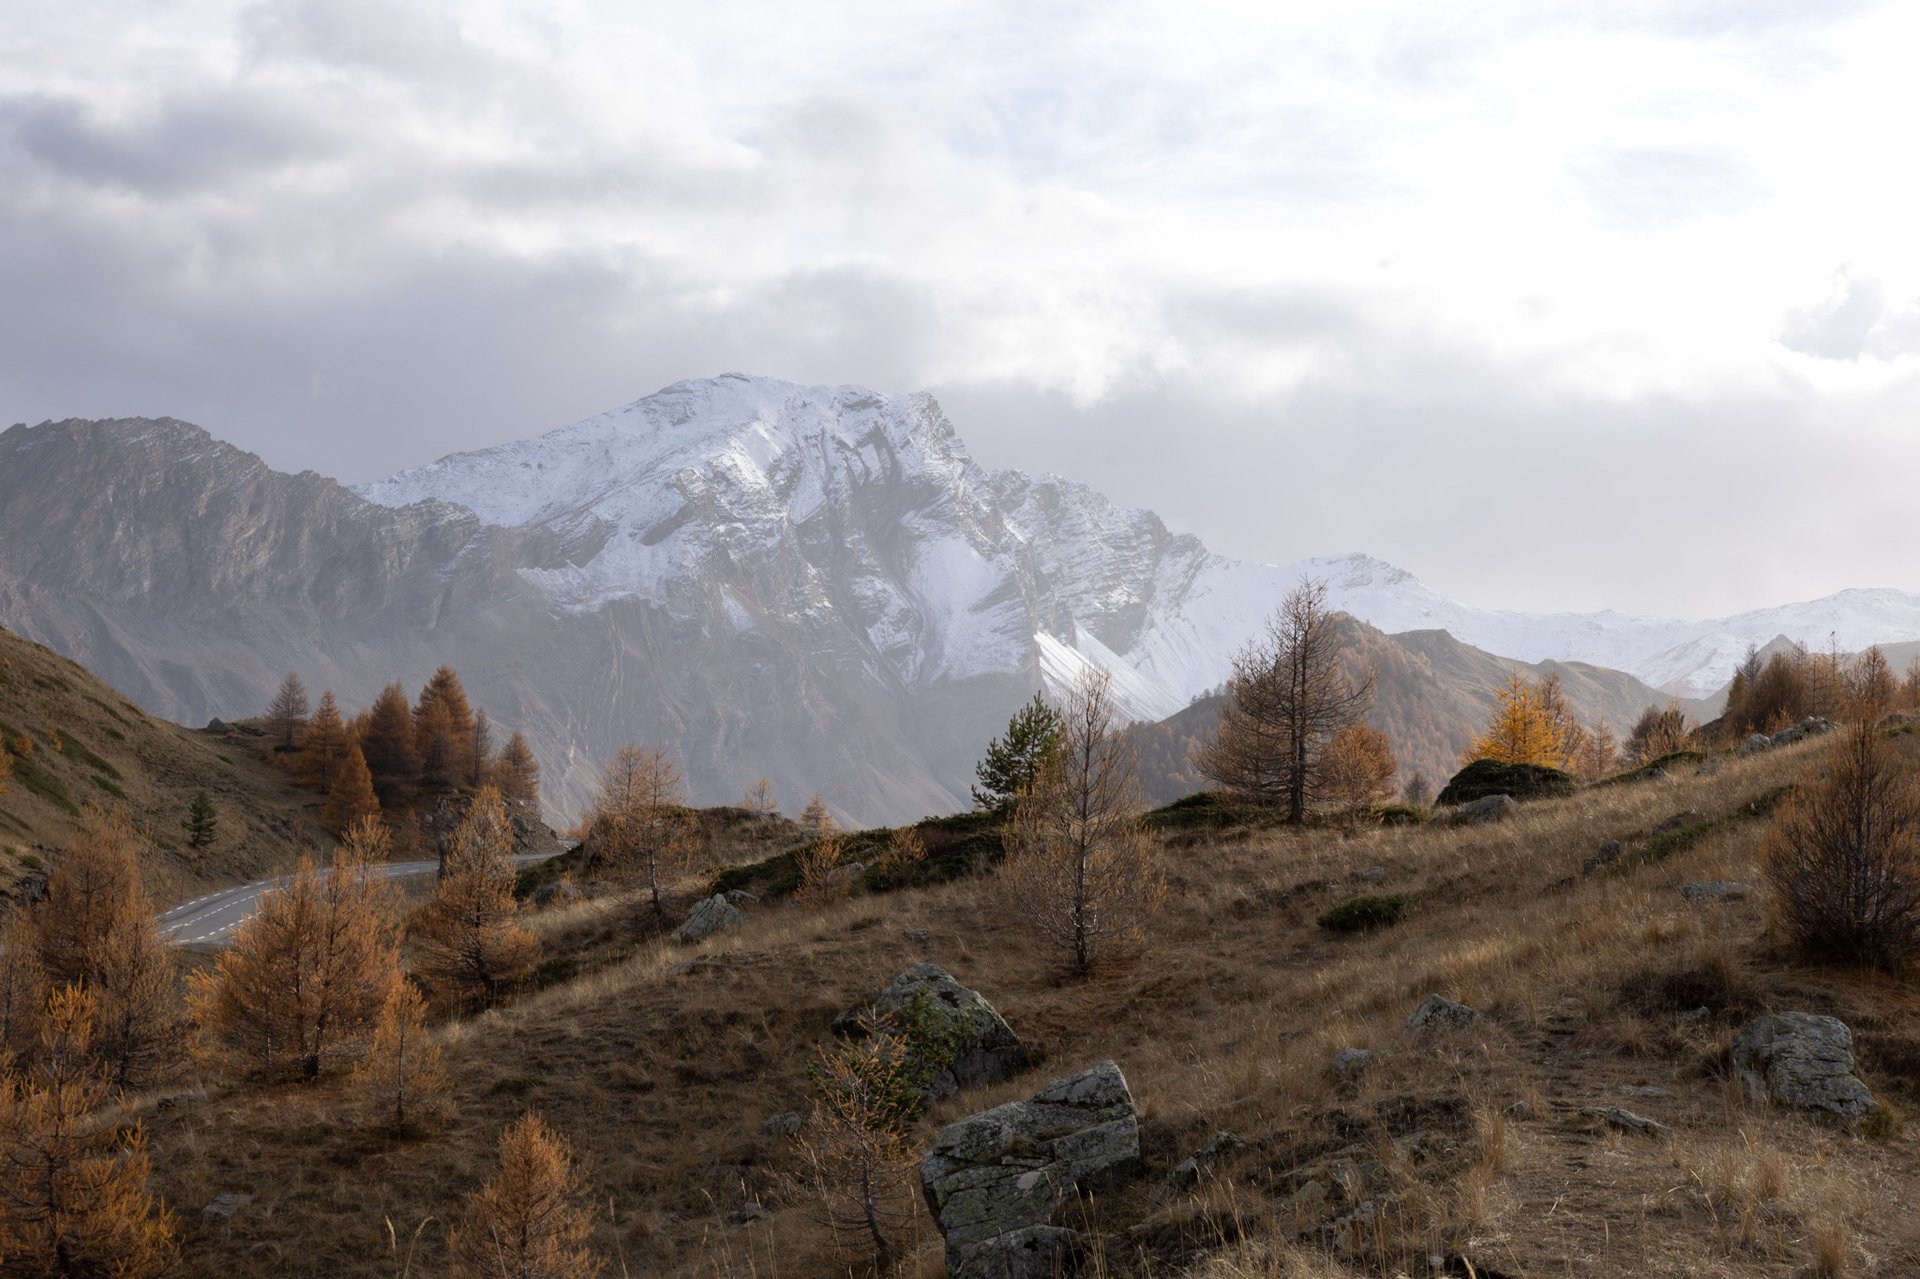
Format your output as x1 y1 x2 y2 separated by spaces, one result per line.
1318 893 1407 933
1437 759 1576 806
1766 719 1920 969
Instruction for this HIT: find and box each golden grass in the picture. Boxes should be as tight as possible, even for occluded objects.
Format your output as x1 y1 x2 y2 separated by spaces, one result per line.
138 737 1920 1277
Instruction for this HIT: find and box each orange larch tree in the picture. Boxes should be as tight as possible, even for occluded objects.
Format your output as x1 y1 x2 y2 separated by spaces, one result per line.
448 1113 605 1279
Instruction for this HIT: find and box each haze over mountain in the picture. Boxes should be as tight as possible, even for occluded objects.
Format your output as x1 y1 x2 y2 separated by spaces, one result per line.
3 373 1919 823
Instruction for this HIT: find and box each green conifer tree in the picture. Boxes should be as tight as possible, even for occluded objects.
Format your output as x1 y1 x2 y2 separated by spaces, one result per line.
971 693 1065 812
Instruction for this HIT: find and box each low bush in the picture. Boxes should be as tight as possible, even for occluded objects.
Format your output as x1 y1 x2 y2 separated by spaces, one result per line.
1318 893 1407 933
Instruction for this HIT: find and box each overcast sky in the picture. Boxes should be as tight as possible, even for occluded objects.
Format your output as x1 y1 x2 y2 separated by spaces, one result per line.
4 1 1919 617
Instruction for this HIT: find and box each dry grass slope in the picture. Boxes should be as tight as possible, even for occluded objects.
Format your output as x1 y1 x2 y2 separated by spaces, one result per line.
142 734 1920 1277
0 625 332 904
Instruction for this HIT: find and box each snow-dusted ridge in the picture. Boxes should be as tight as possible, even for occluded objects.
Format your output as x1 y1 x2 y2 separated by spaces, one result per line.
357 374 1920 705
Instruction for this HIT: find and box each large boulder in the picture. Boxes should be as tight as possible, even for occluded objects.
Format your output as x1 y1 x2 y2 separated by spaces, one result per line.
1437 759 1576 807
920 1061 1140 1279
1449 794 1514 826
1733 1013 1875 1121
676 894 745 944
832 963 1028 1101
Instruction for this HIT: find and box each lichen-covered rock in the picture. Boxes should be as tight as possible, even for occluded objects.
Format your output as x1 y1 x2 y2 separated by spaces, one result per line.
676 894 745 943
1682 881 1750 904
1770 717 1836 748
1406 994 1483 1033
1733 1012 1875 1121
1168 1131 1246 1189
762 1111 802 1137
920 1061 1140 1279
832 963 1027 1100
1449 794 1514 826
1331 1048 1376 1079
1740 732 1772 756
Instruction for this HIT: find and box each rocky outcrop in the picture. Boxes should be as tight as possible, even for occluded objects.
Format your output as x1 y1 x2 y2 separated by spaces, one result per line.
832 963 1028 1101
920 1061 1140 1279
1406 994 1483 1033
676 894 745 944
1734 1013 1875 1121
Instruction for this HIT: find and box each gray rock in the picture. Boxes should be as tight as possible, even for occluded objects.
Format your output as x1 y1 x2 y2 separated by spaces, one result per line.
1586 1106 1672 1139
1450 794 1514 826
1651 810 1702 836
1167 1131 1246 1189
902 927 932 943
1770 717 1836 748
532 880 580 907
833 963 1028 1100
1682 881 1751 904
1733 1013 1876 1121
822 861 865 888
1694 758 1724 778
762 1111 802 1137
1503 1100 1533 1121
1405 994 1483 1033
676 894 746 944
202 1193 251 1224
1619 1084 1672 1098
1356 865 1388 883
1582 840 1623 874
1331 1048 1376 1078
727 1202 771 1227
724 888 761 905
1739 732 1773 756
920 1060 1139 1279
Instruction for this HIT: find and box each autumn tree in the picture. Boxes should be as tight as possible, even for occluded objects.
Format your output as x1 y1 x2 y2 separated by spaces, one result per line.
795 835 850 907
1319 723 1397 812
448 1114 604 1279
1767 716 1920 968
182 790 217 849
874 826 927 880
1849 646 1896 723
0 986 177 1278
798 1013 926 1273
1194 577 1374 823
0 912 46 1062
1464 674 1567 768
267 672 311 753
1903 656 1920 711
356 983 453 1137
32 809 176 1088
741 778 778 817
298 690 350 788
495 731 540 809
324 741 382 835
1001 668 1164 977
411 787 537 1006
971 692 1064 813
469 709 495 789
1571 720 1620 781
360 683 421 810
189 818 401 1082
1401 772 1433 808
415 668 478 791
1627 703 1693 764
799 794 837 838
590 746 698 922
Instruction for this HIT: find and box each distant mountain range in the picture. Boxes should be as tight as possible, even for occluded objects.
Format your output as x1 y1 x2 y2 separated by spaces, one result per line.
2 373 1915 823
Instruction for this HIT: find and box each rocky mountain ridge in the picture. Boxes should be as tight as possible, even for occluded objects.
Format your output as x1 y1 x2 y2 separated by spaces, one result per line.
3 376 1916 822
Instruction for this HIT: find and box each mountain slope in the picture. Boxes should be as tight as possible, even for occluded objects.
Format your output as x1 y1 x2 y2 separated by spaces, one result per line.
0 624 331 906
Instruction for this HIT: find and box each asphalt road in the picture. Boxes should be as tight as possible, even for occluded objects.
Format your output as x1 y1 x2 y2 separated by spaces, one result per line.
157 852 563 948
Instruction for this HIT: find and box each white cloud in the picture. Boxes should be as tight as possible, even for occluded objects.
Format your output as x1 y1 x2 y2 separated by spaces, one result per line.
3 0 1920 615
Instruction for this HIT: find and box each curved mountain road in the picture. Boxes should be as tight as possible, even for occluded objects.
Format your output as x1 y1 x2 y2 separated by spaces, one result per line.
158 851 566 948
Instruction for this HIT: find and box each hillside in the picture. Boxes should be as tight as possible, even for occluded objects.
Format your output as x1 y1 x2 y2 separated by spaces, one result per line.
0 623 329 906
128 728 1920 1276
1127 616 1717 804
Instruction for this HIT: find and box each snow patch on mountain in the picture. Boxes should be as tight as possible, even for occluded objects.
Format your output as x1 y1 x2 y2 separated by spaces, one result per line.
358 374 1920 709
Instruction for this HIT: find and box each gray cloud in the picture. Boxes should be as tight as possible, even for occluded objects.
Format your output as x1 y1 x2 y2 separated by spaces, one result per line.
4 1 1920 620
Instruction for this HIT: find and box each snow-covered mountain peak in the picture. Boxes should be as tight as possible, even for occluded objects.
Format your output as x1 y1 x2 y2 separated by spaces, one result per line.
354 374 1920 708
